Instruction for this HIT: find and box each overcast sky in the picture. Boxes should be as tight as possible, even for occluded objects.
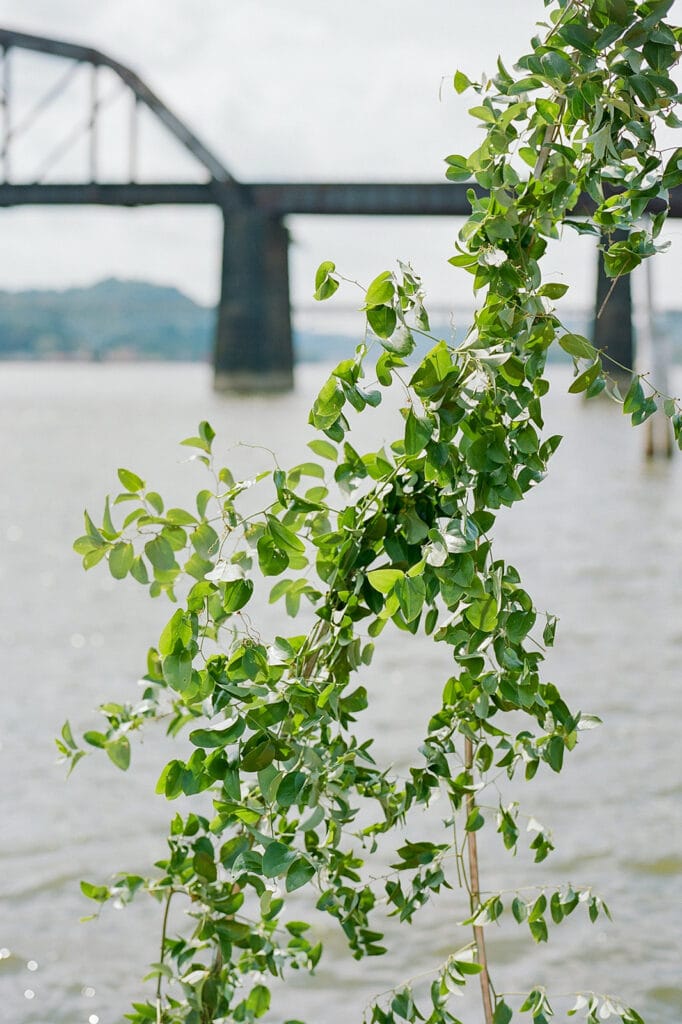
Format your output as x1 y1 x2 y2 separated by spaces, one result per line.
0 0 680 315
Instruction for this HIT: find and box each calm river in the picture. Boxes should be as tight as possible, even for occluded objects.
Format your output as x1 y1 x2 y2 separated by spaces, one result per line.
0 362 680 1024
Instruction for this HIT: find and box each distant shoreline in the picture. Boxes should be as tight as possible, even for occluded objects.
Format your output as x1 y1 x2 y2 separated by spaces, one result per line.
1 276 681 365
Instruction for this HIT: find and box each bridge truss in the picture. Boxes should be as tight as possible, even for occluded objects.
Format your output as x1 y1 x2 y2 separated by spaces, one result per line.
0 27 678 388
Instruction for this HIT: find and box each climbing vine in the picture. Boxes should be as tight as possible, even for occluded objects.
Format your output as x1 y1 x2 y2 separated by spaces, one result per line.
61 2 680 1023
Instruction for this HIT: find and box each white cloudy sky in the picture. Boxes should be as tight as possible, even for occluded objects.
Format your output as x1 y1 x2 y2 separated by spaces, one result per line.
0 0 680 313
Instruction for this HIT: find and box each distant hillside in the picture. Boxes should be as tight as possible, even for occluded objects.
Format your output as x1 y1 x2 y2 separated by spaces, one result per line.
0 278 215 361
0 277 680 364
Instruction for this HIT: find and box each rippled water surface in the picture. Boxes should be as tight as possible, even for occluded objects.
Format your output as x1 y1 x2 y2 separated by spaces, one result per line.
0 362 681 1024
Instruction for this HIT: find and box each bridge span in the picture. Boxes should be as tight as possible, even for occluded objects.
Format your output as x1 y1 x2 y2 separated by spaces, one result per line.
0 27 675 390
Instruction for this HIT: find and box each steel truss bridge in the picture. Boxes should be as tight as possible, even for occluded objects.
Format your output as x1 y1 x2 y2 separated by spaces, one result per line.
0 27 677 389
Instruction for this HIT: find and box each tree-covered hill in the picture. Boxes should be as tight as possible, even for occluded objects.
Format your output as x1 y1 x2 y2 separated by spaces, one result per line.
0 278 215 361
0 277 679 364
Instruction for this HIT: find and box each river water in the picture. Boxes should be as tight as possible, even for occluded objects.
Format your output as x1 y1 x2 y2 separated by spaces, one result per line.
0 362 680 1024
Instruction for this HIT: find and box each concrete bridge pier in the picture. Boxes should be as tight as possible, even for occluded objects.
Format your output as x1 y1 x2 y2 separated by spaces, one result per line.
214 207 294 392
593 233 634 384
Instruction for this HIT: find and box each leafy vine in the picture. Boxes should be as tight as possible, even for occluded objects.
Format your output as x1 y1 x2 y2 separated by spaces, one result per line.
60 2 680 1023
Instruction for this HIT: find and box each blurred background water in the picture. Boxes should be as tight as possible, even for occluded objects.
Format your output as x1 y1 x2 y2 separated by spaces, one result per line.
0 361 680 1024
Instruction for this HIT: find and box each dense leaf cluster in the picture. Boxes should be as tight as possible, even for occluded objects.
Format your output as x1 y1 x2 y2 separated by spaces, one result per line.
61 2 679 1023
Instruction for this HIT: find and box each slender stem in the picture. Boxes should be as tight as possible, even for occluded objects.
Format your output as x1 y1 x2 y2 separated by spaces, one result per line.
156 888 175 1024
464 737 494 1024
596 275 620 321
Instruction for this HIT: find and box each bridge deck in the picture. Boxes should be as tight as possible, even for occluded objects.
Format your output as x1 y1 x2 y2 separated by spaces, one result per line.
0 182 677 217
0 181 480 214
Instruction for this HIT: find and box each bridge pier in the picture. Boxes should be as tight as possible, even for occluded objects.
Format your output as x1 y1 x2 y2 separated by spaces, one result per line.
214 208 294 392
592 234 634 383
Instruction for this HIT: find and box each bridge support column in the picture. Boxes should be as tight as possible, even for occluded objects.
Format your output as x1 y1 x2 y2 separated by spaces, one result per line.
592 233 634 383
214 208 294 392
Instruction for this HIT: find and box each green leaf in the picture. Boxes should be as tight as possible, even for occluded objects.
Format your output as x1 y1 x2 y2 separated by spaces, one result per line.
546 735 564 772
539 282 569 300
529 917 549 942
629 73 656 107
193 841 217 881
82 547 108 570
180 434 210 454
465 808 484 831
262 841 298 878
84 731 108 751
196 489 213 519
286 857 316 892
73 535 102 556
146 492 164 514
144 536 176 572
550 891 564 924
83 509 104 543
508 76 544 94
444 153 470 181
257 535 289 576
365 271 394 307
117 468 144 492
529 894 547 922
367 568 404 594
191 523 219 560
129 555 149 585
603 243 642 278
106 736 131 771
159 609 192 657
536 97 562 124
109 542 134 579
246 985 271 1018
166 507 198 526
102 496 117 537
623 376 645 415
266 515 305 553
404 410 433 456
276 771 306 808
512 896 527 923
310 376 345 431
189 719 245 748
395 575 425 623
162 651 193 692
465 596 498 633
493 1001 513 1024
453 70 472 94
568 360 601 394
558 22 596 53
80 880 109 902
61 720 76 750
381 325 415 357
468 104 496 123
314 261 339 301
367 304 397 339
184 552 213 581
559 334 597 360
223 578 254 614
199 420 215 446
308 439 337 461
241 735 277 772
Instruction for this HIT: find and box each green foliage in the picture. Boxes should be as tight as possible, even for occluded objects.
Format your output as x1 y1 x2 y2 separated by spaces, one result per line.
61 3 680 1023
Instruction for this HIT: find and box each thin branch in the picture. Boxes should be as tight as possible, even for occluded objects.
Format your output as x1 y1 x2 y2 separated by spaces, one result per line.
464 737 494 1024
597 275 620 320
156 888 175 1024
532 97 567 182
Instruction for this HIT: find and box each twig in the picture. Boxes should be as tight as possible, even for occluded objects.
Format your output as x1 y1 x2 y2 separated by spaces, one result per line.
464 737 494 1024
156 888 175 1024
597 276 620 320
532 98 567 182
